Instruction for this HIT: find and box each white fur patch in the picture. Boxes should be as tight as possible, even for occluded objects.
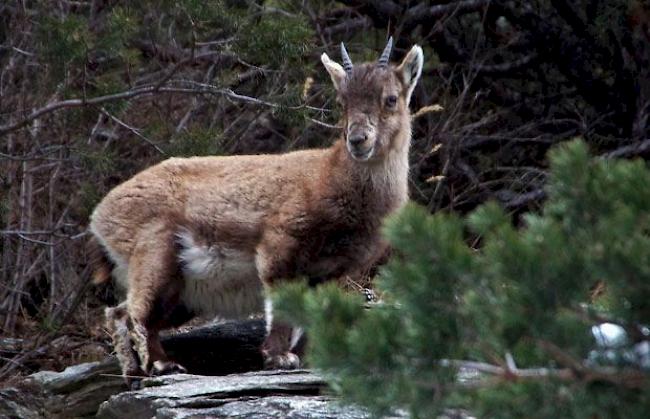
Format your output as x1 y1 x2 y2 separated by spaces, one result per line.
290 327 304 350
264 298 274 335
371 145 410 209
176 229 263 318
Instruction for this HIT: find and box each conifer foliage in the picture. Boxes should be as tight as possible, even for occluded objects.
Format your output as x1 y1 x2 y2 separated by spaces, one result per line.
275 139 650 418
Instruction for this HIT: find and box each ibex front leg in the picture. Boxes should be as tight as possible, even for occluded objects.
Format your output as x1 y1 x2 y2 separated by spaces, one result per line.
256 234 302 369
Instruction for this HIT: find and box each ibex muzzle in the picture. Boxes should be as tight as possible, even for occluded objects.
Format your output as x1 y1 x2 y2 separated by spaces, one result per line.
346 116 376 160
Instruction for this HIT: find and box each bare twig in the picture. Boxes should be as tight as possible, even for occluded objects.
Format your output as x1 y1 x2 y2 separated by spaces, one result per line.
172 81 331 113
441 357 648 388
0 86 162 136
601 137 650 159
475 53 538 75
441 358 574 380
404 0 492 25
500 137 650 209
308 118 340 130
100 108 165 154
323 16 371 38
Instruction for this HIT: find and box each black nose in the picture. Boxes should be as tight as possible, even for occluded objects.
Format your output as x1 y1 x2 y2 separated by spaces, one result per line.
348 134 367 146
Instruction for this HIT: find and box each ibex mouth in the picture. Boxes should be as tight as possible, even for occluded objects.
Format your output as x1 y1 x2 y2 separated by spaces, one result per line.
349 146 374 162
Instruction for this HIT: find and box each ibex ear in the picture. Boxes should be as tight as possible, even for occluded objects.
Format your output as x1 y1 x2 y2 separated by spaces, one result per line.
397 45 424 105
321 53 346 91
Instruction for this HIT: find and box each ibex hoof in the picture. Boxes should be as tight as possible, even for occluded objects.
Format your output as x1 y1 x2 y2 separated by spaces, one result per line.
123 365 146 391
127 377 143 391
151 360 188 376
263 352 301 370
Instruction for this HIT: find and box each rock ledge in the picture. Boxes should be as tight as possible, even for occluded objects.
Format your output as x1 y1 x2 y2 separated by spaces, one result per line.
98 369 368 419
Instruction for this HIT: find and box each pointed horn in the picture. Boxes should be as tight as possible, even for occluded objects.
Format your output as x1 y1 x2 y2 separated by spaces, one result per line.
377 36 393 67
340 42 353 76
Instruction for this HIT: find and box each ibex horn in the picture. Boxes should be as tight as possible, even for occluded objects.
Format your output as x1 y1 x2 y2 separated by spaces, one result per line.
377 36 393 68
340 42 353 76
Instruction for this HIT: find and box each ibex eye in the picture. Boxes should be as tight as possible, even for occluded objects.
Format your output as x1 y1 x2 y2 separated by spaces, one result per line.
385 95 397 108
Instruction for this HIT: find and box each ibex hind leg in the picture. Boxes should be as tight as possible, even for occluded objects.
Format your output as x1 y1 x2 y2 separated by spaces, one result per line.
130 320 187 376
105 303 145 389
125 222 188 379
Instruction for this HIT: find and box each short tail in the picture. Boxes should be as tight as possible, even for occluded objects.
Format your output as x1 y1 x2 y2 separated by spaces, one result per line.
87 235 114 285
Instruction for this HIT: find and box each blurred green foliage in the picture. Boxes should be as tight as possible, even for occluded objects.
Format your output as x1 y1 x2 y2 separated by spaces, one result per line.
37 14 92 79
100 7 139 57
236 13 314 67
76 145 118 176
167 128 223 157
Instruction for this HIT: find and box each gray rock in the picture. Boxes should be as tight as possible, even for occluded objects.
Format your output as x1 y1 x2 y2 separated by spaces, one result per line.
0 319 475 418
1 358 124 418
96 370 333 419
155 396 370 419
2 361 474 418
29 356 123 394
0 385 46 419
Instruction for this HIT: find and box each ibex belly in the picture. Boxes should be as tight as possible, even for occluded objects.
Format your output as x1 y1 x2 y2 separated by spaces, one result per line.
177 230 264 318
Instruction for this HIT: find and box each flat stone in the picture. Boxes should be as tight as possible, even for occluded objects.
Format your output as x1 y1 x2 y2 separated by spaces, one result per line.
0 385 46 419
0 319 477 418
155 395 370 419
29 357 122 394
96 370 328 419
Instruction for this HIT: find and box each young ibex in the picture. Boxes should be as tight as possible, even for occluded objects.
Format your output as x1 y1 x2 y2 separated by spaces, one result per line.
89 37 423 386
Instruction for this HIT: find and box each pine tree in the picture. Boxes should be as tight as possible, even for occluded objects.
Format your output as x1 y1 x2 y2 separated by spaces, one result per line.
275 139 650 418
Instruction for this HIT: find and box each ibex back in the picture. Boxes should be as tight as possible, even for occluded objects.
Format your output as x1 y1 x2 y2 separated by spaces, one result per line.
89 38 423 387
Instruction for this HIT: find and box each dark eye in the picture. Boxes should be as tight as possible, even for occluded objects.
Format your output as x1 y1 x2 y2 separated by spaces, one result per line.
385 95 397 108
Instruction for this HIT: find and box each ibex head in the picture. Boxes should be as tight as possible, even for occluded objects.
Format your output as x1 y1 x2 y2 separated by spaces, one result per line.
321 37 423 162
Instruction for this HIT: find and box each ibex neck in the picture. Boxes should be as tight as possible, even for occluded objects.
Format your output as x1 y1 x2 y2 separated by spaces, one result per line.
364 130 411 213
327 127 411 216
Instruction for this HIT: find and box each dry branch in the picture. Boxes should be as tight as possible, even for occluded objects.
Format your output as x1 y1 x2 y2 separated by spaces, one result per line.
404 0 492 24
0 82 334 138
442 356 648 389
500 138 650 209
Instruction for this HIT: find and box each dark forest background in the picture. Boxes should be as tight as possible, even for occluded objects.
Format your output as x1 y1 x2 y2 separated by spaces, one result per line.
0 0 649 381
